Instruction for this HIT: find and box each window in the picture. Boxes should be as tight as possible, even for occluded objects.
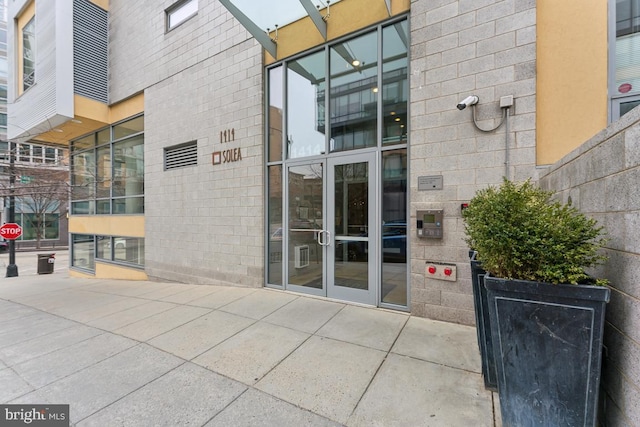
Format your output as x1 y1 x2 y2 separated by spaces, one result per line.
166 0 198 31
164 141 197 170
71 115 144 215
22 17 36 91
72 234 95 270
612 0 640 119
96 235 145 267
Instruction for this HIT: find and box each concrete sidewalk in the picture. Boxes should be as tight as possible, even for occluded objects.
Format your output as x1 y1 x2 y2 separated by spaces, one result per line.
0 272 497 426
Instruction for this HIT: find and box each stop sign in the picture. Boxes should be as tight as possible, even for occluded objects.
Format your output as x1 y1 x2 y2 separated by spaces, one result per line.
0 223 22 240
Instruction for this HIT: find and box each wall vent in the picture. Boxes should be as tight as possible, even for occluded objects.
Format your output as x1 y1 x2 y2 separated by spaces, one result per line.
165 141 198 170
73 0 108 103
294 245 310 268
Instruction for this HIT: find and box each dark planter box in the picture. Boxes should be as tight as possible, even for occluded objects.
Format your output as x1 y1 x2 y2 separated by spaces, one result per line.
469 251 497 391
485 276 610 427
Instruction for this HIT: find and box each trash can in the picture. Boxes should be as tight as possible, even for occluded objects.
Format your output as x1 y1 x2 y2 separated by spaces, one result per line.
37 253 55 274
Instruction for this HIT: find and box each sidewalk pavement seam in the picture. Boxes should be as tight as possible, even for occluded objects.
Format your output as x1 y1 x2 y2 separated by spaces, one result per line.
345 313 412 423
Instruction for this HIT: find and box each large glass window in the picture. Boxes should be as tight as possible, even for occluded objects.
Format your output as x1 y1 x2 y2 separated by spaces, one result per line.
268 165 283 286
22 17 36 91
72 234 95 270
287 50 326 158
268 66 283 162
330 31 378 153
613 0 640 119
382 21 408 146
71 115 144 214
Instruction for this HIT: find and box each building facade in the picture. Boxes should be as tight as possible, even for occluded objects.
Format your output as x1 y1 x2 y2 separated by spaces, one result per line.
6 0 640 424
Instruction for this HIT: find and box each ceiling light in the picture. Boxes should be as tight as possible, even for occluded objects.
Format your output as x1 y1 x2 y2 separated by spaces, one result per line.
390 111 396 115
53 129 64 133
351 59 360 67
395 117 401 122
372 87 378 93
71 119 82 124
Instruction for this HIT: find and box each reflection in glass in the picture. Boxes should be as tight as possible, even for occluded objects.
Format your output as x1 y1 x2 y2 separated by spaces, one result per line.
334 162 368 290
287 163 323 289
268 165 283 286
287 50 326 158
621 99 640 116
382 21 408 146
381 149 407 306
113 116 144 140
268 66 283 162
113 237 145 266
72 234 95 270
330 31 378 153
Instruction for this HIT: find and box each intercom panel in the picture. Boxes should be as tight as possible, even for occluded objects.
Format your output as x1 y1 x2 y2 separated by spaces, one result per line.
416 209 443 239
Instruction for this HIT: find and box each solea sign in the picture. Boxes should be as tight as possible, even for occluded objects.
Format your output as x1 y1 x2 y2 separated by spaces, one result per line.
0 223 22 240
212 128 242 165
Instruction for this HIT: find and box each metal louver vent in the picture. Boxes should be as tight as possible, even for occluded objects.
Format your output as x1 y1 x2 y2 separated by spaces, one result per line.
165 141 198 170
73 0 108 103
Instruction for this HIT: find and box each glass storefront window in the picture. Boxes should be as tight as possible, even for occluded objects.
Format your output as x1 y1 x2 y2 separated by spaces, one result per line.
72 234 95 270
71 150 96 200
268 165 283 286
113 116 144 140
268 66 283 162
113 135 144 198
381 149 407 306
382 21 408 146
113 237 145 266
96 145 111 198
287 50 326 158
330 31 378 153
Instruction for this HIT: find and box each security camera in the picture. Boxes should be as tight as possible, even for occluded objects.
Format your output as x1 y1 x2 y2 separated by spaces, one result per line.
457 95 479 110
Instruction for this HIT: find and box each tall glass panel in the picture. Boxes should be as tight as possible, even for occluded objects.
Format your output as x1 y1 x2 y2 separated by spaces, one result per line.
382 21 408 146
113 135 144 213
71 151 96 201
22 18 35 91
268 165 283 286
113 116 144 140
72 234 95 270
96 145 111 213
287 163 323 288
381 149 407 305
268 66 283 162
333 161 369 290
330 31 378 152
287 50 326 158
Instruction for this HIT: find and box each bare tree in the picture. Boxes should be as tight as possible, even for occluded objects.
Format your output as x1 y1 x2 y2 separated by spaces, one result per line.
0 151 69 249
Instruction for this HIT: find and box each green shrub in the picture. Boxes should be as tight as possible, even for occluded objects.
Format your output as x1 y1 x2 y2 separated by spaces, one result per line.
463 179 608 285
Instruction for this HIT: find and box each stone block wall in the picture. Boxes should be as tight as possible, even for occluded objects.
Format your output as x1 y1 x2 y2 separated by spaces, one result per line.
409 0 537 324
539 106 640 426
109 1 265 286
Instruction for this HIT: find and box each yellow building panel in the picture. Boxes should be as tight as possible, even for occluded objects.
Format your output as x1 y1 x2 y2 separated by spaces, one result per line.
69 216 145 237
109 93 145 123
95 262 148 280
265 0 410 64
70 269 95 279
537 0 608 165
89 0 108 11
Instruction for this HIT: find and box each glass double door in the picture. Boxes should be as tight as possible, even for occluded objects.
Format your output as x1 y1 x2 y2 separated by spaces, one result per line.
286 152 377 305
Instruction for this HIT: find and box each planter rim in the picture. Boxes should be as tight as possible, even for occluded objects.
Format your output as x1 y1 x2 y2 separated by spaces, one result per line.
484 274 611 303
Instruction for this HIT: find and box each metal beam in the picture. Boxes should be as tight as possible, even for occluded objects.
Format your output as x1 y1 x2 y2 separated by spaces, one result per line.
298 0 327 40
219 0 277 58
385 0 392 16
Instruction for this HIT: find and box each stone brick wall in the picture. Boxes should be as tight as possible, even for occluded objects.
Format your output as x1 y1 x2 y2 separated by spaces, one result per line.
109 1 265 286
409 0 537 324
539 107 640 426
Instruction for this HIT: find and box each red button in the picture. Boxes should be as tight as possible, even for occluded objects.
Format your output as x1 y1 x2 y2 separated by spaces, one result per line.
444 268 452 276
428 266 436 274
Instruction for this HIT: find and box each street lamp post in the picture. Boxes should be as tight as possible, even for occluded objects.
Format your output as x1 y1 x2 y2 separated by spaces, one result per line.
6 140 18 277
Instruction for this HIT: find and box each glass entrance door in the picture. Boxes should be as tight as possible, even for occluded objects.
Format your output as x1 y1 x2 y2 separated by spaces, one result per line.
327 153 377 305
286 162 325 296
285 153 377 305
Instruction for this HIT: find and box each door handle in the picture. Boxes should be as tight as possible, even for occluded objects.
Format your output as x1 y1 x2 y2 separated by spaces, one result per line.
317 230 331 246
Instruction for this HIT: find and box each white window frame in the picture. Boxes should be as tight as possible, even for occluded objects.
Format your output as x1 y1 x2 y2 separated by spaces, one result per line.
610 0 640 121
166 0 198 32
